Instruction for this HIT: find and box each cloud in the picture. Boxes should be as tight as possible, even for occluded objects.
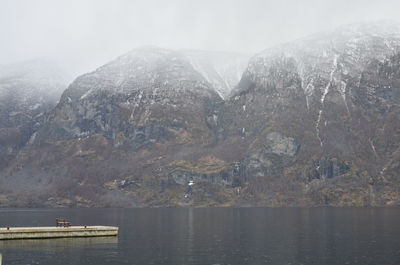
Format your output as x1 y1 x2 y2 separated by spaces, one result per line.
0 0 399 77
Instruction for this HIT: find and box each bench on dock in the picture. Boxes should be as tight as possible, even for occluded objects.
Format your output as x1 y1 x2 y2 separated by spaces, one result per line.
56 218 71 227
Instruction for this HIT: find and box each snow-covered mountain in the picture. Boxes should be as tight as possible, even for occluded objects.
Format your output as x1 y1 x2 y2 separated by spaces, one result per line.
234 20 400 144
36 46 221 142
0 46 225 207
245 20 400 115
220 20 400 205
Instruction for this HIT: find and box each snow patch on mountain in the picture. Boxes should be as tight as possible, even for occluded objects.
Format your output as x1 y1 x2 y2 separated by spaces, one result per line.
182 50 250 99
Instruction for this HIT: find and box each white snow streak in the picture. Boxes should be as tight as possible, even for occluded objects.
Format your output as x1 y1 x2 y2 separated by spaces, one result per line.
80 88 93 100
305 82 315 110
339 80 350 115
380 145 400 180
316 54 338 146
369 138 378 158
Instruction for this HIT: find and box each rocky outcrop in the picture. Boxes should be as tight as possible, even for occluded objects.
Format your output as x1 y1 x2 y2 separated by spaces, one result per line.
167 156 232 186
303 158 351 182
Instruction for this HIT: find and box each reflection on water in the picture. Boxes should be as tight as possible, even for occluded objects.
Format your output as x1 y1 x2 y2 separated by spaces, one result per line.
0 207 399 265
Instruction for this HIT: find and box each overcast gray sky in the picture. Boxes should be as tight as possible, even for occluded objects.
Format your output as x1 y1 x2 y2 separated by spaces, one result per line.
0 0 399 76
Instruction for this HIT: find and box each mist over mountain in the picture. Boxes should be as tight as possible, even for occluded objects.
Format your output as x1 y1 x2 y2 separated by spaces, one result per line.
0 21 399 207
0 58 69 171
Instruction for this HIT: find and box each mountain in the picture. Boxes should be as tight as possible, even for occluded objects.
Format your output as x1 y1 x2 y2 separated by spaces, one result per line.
0 47 226 207
219 20 400 206
0 58 69 171
0 21 399 207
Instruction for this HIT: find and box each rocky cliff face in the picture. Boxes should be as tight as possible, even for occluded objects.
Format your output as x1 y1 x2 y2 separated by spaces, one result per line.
1 22 399 207
0 58 68 171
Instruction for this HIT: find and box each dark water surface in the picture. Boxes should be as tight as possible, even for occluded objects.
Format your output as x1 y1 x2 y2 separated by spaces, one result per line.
0 207 399 265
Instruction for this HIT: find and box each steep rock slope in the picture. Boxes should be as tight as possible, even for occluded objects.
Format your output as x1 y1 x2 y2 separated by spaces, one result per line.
0 58 68 170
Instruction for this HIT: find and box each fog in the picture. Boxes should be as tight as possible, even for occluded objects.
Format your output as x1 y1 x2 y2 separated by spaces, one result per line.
0 0 399 77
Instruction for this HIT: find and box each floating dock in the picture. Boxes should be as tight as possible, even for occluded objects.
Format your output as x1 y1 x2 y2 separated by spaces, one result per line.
0 226 118 240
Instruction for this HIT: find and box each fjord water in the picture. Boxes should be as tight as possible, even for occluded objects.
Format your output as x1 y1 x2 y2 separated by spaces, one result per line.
0 208 399 265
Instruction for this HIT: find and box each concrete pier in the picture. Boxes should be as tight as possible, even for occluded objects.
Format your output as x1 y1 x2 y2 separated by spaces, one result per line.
0 226 118 240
